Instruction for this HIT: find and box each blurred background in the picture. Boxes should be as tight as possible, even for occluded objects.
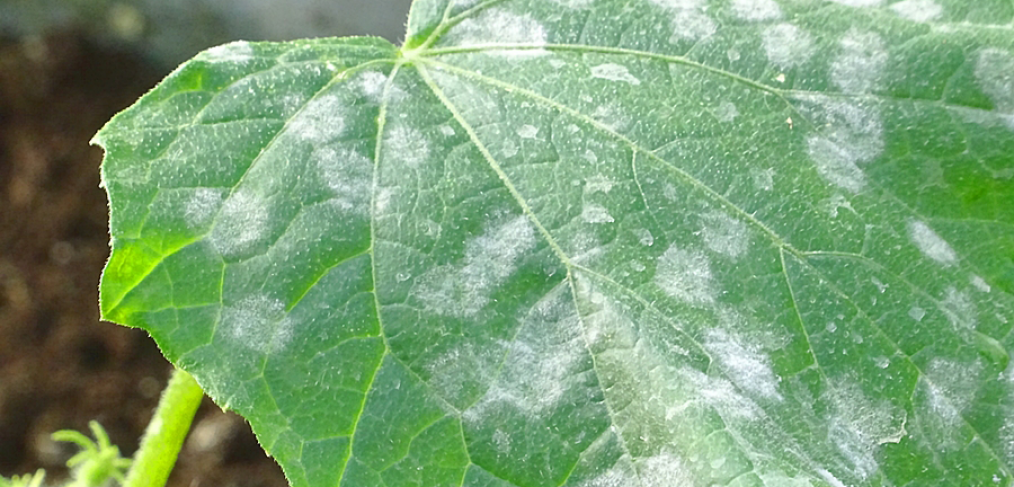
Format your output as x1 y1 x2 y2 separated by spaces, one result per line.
0 1 410 485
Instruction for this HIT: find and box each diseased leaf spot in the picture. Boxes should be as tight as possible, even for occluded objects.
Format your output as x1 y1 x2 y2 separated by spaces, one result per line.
649 0 717 42
704 328 782 401
825 381 907 480
384 123 430 169
414 216 536 317
799 96 884 193
907 220 957 266
516 123 540 139
448 8 548 56
288 94 347 143
730 0 783 21
970 275 991 293
699 211 749 259
654 245 717 306
209 190 271 259
590 63 642 85
938 286 977 332
314 146 372 215
714 101 739 123
220 294 288 353
184 188 225 228
198 41 254 63
828 0 884 7
889 0 943 22
974 48 1014 130
463 286 586 420
831 29 888 94
908 306 926 322
761 23 816 69
584 175 615 194
582 203 615 223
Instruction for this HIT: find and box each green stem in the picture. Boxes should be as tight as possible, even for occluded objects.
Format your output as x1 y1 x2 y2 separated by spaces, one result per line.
123 367 204 487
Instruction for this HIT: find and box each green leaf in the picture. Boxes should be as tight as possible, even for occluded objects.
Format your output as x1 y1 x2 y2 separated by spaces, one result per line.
94 1 1014 486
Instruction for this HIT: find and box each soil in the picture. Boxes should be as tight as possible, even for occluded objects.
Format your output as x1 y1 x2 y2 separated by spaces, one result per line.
0 32 288 487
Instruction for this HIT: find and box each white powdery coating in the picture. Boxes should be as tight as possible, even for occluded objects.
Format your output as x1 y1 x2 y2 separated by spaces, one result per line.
199 41 254 63
828 0 884 6
939 286 977 331
817 469 848 487
415 216 536 317
907 220 957 265
654 246 716 306
890 0 943 22
582 203 615 223
753 168 775 191
516 124 540 139
351 70 389 103
831 29 888 94
638 452 694 486
592 104 632 132
424 341 502 406
761 23 816 69
210 191 270 258
704 329 782 400
289 94 346 143
923 358 982 425
825 381 907 480
590 63 642 85
449 8 547 54
635 228 655 246
715 101 739 123
221 294 287 353
974 48 1014 115
908 306 926 322
585 175 615 194
464 286 584 419
649 0 716 41
683 368 763 420
971 275 991 293
700 211 749 258
184 188 224 228
384 124 430 169
314 146 373 215
731 0 783 21
800 96 884 193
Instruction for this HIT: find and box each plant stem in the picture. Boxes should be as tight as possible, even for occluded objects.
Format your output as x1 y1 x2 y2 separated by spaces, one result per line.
123 367 204 487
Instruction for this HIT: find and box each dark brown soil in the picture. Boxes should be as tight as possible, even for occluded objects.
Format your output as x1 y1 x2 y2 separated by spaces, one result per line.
0 32 288 487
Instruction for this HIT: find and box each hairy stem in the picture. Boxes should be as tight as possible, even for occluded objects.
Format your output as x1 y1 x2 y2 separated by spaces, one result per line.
123 367 204 487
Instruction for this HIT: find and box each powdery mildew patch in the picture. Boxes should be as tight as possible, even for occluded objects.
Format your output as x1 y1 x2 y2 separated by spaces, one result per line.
699 211 749 259
704 328 782 401
761 23 816 69
288 94 347 144
314 146 373 215
209 190 271 258
922 358 982 426
715 101 739 123
648 0 717 42
448 8 548 56
584 175 615 194
682 367 764 420
414 216 536 317
830 29 888 94
974 48 1014 128
462 285 586 420
731 0 783 21
970 275 991 293
890 0 943 22
825 381 907 480
797 95 884 193
590 63 642 85
828 0 884 6
383 123 430 169
654 244 718 306
938 286 977 332
638 452 695 486
184 188 224 228
516 124 540 139
582 203 616 223
907 220 957 266
220 294 288 353
198 41 255 63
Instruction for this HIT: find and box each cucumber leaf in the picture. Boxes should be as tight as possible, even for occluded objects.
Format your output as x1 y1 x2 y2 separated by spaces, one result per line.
94 0 1014 485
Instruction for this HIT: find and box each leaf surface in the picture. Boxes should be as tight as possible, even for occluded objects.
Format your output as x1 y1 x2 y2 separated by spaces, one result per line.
95 1 1014 486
